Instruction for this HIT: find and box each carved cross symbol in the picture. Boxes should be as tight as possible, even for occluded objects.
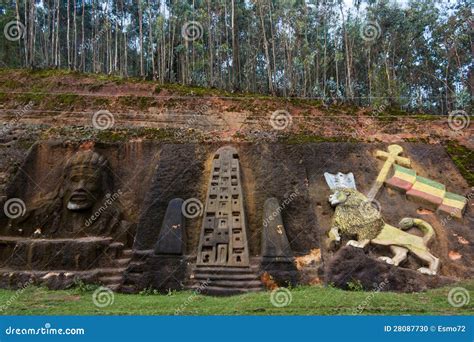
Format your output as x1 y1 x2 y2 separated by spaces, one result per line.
367 144 411 200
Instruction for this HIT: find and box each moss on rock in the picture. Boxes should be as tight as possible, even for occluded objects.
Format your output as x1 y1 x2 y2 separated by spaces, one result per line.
445 142 473 186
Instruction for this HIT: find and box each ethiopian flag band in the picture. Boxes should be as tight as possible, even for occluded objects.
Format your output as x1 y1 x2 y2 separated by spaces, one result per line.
406 176 446 209
385 164 417 192
385 165 467 218
438 192 468 219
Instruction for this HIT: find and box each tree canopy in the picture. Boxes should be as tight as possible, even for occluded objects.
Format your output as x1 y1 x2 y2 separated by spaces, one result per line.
0 0 472 114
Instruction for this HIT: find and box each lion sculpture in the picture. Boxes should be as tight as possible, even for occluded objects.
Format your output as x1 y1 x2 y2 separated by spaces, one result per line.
327 188 439 275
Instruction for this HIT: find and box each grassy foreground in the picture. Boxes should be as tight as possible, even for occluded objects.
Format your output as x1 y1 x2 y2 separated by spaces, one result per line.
0 281 472 316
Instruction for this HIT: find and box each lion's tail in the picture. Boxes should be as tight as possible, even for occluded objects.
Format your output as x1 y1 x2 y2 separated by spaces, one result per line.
399 217 435 244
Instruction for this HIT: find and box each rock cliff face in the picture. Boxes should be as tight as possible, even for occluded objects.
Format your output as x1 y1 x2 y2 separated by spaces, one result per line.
0 140 471 293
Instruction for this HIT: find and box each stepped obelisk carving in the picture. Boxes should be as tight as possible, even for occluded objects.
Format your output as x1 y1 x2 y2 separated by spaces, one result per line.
197 146 249 267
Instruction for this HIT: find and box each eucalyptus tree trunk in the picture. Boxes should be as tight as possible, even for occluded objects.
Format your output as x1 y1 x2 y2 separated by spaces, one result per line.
29 0 35 67
269 1 277 94
257 1 274 94
92 0 96 72
51 0 56 66
23 0 28 66
73 0 77 70
147 0 155 79
138 0 144 77
223 0 231 89
44 1 50 66
120 0 128 77
207 0 214 87
81 0 85 72
67 0 71 69
114 18 118 73
340 3 353 100
55 0 60 67
231 0 240 90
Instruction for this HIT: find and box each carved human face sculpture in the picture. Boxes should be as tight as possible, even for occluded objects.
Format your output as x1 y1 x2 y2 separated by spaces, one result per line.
65 166 102 211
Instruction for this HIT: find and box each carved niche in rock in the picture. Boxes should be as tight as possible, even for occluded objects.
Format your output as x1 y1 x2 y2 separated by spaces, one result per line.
143 198 187 293
154 198 186 255
7 150 132 243
261 197 298 286
261 198 293 260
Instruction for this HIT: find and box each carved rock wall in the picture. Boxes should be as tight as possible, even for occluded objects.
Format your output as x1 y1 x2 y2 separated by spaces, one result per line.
0 141 472 292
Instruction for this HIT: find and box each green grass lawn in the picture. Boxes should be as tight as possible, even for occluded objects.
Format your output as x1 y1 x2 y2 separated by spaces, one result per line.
0 280 472 315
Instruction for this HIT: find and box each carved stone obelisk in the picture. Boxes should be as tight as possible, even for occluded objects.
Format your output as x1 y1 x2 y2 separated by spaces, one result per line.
197 146 249 267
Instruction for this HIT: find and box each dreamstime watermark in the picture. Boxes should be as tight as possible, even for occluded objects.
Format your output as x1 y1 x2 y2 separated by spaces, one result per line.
262 191 299 228
1 101 34 135
370 103 387 117
448 110 470 131
3 20 26 41
352 280 388 314
92 286 115 308
464 15 474 30
3 198 26 219
451 15 474 43
84 190 123 227
270 110 292 130
447 287 470 308
174 280 209 315
174 105 209 140
5 323 85 336
79 18 117 52
270 287 292 307
181 198 204 219
360 21 381 42
245 130 278 143
308 0 335 10
0 278 34 313
92 109 115 130
181 21 203 42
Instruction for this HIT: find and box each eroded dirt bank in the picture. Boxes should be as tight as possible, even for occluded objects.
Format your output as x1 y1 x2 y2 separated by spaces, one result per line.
0 69 472 148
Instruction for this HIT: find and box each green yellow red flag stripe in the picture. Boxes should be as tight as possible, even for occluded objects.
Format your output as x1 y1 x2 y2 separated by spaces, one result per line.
407 176 446 207
384 165 466 218
438 192 467 218
385 165 416 192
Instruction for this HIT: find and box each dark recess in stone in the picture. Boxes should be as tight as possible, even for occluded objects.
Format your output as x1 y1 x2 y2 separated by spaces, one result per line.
261 197 298 286
154 198 186 255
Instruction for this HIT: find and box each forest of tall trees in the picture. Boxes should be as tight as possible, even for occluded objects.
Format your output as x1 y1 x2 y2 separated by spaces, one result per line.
0 0 472 114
